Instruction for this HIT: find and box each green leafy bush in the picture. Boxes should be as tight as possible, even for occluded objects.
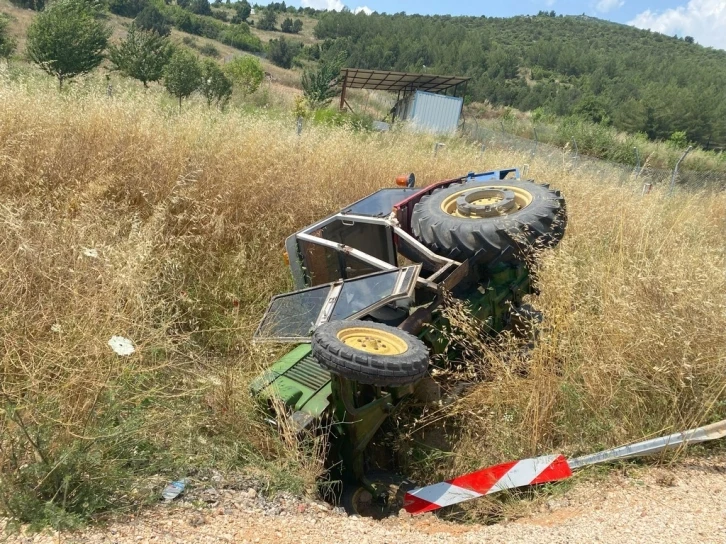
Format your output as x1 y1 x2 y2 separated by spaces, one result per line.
8 0 46 10
0 13 17 59
267 36 300 69
199 43 220 57
224 55 264 95
219 25 262 52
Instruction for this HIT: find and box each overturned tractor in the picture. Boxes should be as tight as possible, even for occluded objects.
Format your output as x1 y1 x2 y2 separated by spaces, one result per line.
251 168 566 516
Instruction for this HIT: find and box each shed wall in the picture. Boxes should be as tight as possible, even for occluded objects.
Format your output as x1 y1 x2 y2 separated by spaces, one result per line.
410 91 463 134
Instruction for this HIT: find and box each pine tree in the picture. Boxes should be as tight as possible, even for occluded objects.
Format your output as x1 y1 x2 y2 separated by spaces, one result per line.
257 9 277 31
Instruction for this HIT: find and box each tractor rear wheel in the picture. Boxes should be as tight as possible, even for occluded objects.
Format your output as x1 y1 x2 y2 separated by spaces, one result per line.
311 320 429 387
411 180 566 262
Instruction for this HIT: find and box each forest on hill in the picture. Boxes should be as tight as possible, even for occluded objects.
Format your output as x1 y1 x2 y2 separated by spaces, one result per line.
314 11 726 148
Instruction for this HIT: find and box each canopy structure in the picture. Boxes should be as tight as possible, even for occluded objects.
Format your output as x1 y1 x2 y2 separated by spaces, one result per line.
339 68 470 112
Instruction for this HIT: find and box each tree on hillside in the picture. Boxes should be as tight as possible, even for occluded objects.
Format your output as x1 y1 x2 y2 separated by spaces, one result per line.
188 0 212 16
0 14 17 60
200 59 233 107
163 49 202 109
135 5 171 37
292 18 303 33
267 36 295 68
257 9 277 31
301 53 343 109
280 17 293 33
9 0 46 11
109 24 172 88
224 55 264 95
108 0 148 18
26 0 111 89
685 36 695 44
232 0 251 23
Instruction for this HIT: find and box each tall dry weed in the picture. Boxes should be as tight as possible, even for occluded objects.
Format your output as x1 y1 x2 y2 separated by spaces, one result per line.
0 74 724 525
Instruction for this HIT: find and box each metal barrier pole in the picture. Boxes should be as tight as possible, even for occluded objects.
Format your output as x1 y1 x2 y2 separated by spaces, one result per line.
633 147 641 178
669 146 693 195
569 419 726 470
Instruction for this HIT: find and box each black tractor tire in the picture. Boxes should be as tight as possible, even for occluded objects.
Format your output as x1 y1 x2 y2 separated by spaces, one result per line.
411 179 566 263
311 320 429 387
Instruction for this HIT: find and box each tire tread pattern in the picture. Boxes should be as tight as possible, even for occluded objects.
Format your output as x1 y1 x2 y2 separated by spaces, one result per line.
411 180 566 262
311 320 429 387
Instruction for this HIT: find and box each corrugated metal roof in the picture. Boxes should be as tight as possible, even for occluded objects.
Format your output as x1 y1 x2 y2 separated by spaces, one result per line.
340 69 470 94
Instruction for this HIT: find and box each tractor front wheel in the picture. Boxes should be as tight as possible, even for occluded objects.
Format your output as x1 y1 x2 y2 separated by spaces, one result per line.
311 320 429 387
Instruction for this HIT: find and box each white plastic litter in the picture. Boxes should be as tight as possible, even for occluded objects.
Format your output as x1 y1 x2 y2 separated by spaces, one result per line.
82 248 99 258
161 479 188 501
108 336 135 356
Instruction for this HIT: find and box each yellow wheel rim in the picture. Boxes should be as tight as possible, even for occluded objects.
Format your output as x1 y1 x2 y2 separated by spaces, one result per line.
440 185 533 218
336 327 409 355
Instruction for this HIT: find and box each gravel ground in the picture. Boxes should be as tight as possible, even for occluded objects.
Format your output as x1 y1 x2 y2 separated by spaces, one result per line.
3 456 725 544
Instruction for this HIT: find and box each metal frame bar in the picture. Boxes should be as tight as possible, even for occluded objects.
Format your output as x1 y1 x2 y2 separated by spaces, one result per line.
298 213 458 269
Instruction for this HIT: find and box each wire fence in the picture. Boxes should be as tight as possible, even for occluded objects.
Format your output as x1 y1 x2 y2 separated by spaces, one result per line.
462 123 726 192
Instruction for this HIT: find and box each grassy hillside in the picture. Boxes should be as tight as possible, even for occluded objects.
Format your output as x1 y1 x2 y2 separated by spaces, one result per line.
1 71 725 527
315 11 726 149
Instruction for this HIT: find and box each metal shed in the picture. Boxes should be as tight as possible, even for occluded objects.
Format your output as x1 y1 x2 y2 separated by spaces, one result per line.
338 69 471 134
396 90 463 134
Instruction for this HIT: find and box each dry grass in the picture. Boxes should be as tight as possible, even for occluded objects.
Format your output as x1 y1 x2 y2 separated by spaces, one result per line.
398 159 726 518
0 69 724 526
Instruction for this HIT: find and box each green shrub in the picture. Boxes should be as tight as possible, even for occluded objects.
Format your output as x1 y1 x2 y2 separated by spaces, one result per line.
108 0 148 18
668 131 690 149
211 9 228 22
219 25 262 52
268 36 300 69
0 13 17 59
8 0 46 10
224 55 264 95
199 43 220 57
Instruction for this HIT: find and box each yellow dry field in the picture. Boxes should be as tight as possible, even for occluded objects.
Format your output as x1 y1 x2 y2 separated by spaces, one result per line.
0 74 725 524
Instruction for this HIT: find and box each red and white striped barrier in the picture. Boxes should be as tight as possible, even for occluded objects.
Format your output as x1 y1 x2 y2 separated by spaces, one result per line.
403 419 726 515
404 454 572 515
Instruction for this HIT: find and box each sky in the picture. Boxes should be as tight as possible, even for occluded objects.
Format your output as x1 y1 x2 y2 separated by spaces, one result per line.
284 0 726 50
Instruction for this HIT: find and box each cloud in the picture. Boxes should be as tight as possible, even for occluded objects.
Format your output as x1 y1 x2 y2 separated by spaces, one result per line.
300 0 345 11
354 5 372 14
629 0 726 49
595 0 624 13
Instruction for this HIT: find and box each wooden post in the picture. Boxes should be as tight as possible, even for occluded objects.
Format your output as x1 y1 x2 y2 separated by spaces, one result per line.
339 70 348 111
